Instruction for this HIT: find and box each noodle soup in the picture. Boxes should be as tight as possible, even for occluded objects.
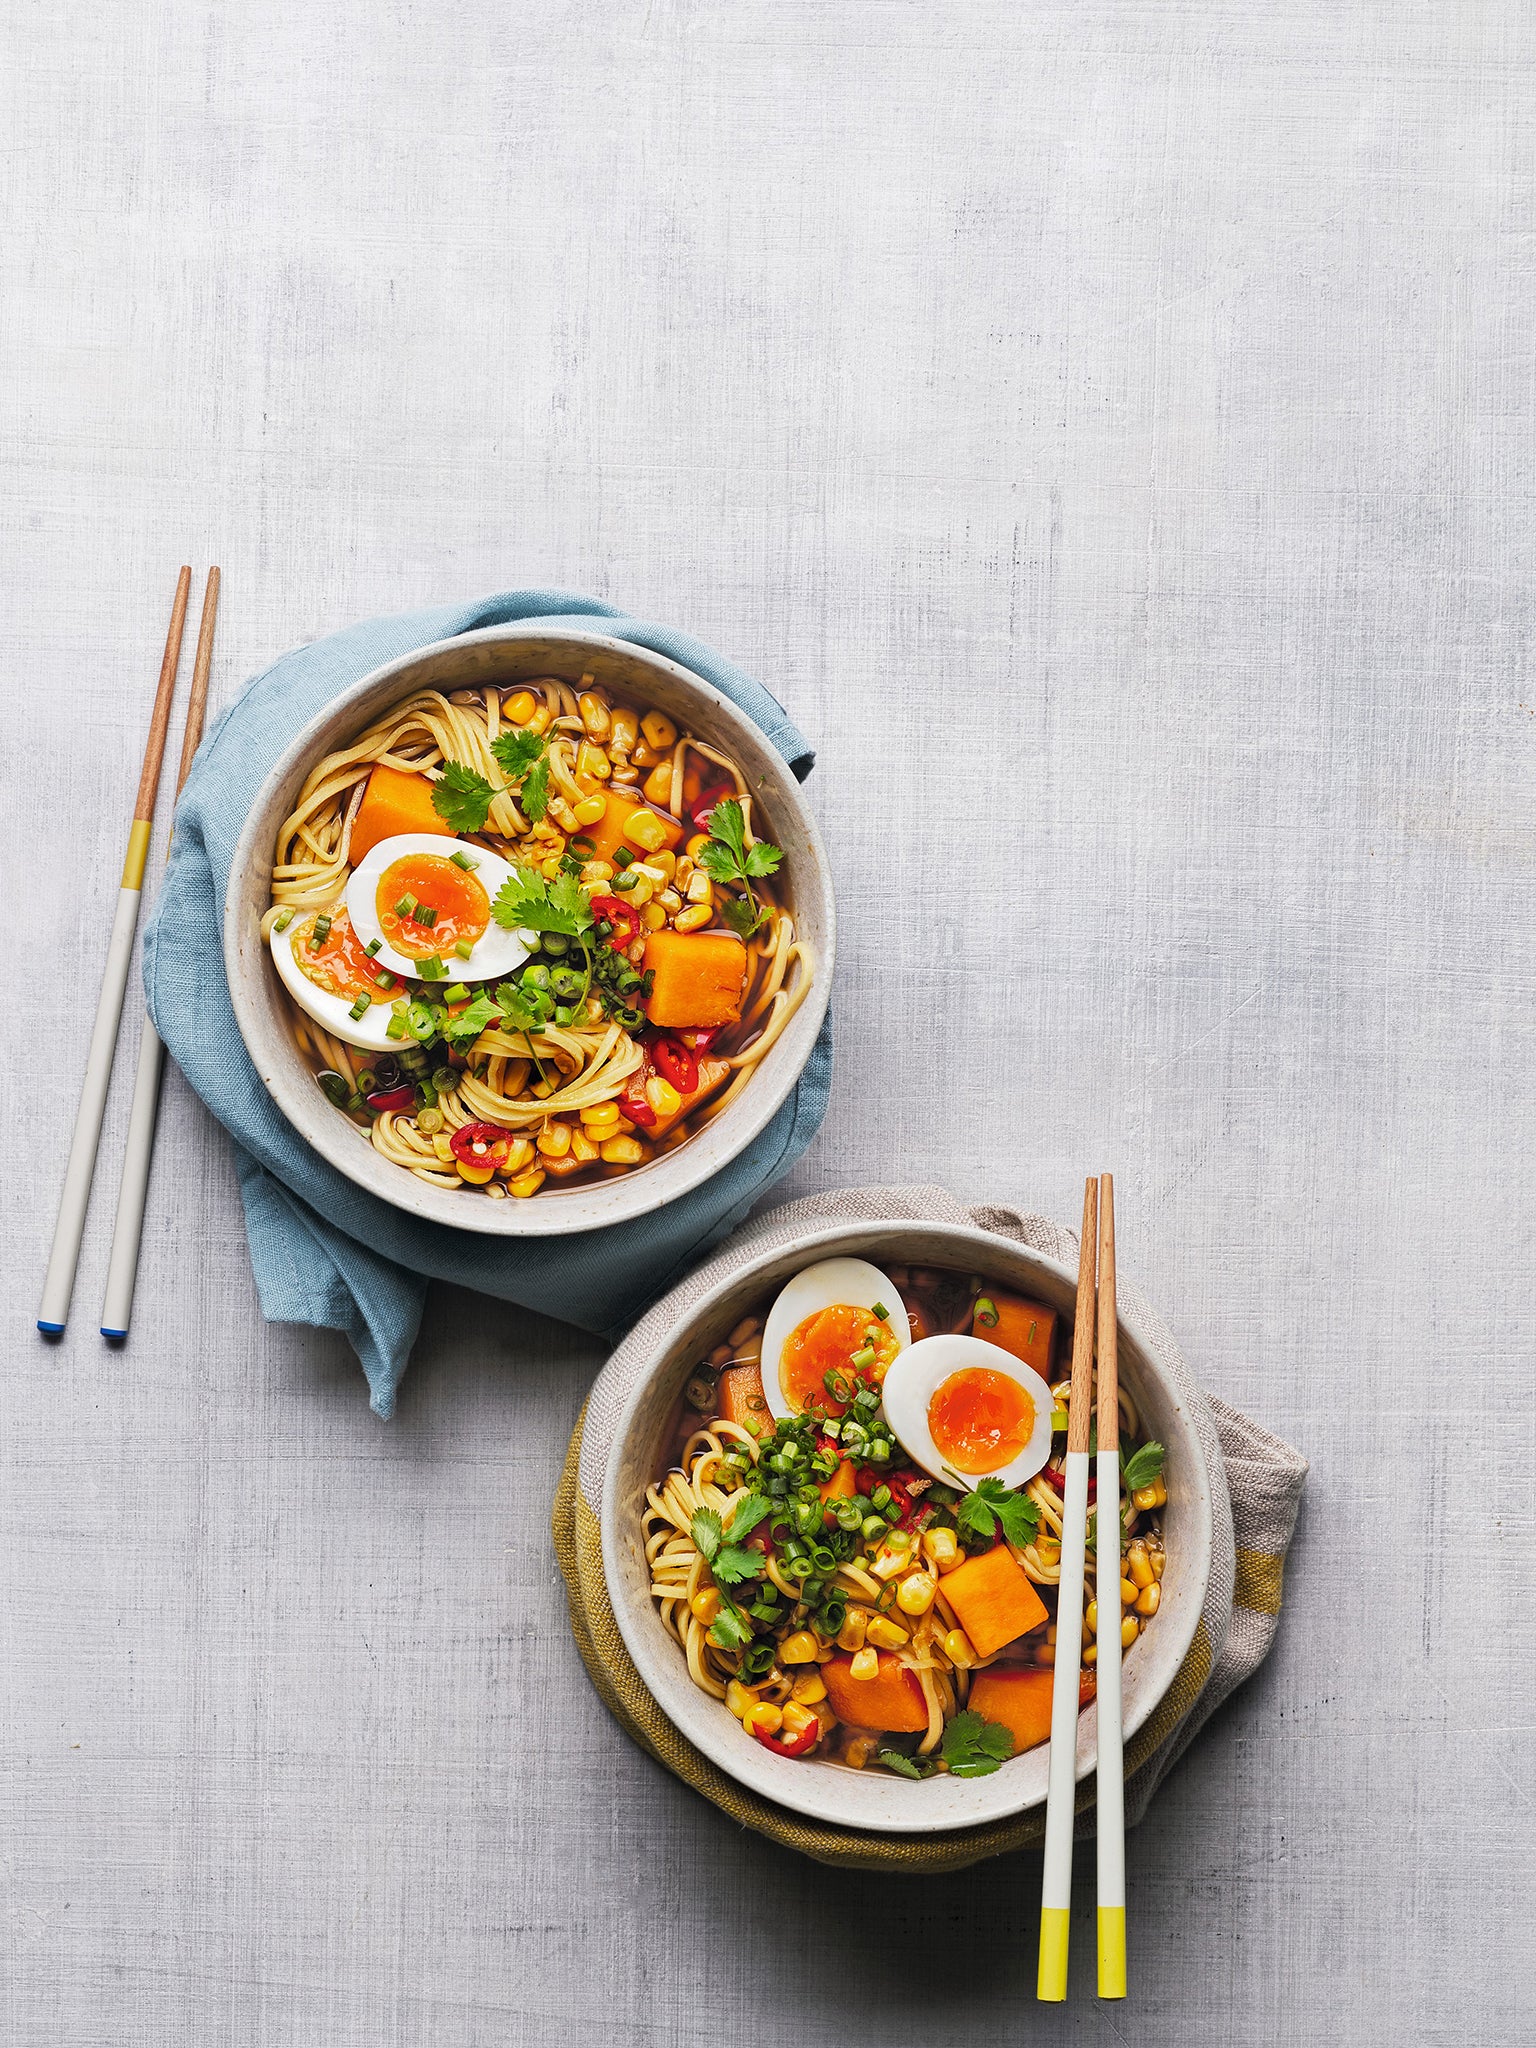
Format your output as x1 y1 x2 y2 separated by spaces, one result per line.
261 674 813 1201
644 1261 1168 1778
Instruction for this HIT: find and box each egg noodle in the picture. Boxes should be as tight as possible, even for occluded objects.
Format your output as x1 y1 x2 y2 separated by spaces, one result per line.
644 1269 1169 1777
262 677 814 1200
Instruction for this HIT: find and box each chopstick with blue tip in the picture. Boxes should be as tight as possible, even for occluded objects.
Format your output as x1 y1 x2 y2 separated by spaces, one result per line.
37 569 191 1336
1095 1173 1127 1997
1037 1174 1097 2000
100 568 220 1341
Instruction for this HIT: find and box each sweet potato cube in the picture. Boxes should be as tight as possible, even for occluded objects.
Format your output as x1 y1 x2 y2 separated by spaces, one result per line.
643 930 747 1030
351 764 456 862
818 1457 858 1504
716 1362 770 1435
646 1056 731 1140
966 1666 1055 1755
581 793 683 867
821 1652 929 1734
974 1291 1057 1379
940 1543 1049 1659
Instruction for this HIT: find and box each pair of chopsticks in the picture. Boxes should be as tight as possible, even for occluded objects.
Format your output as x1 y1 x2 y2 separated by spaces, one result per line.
37 567 221 1340
1038 1173 1126 2001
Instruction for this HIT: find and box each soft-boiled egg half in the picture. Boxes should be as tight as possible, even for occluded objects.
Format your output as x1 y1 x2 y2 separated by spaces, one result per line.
270 906 423 1052
759 1258 912 1422
345 834 534 983
880 1335 1054 1491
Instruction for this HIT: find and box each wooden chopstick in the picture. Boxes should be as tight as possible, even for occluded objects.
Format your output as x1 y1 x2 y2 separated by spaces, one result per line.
1095 1173 1127 1997
37 569 191 1335
100 569 220 1340
1038 1175 1098 2000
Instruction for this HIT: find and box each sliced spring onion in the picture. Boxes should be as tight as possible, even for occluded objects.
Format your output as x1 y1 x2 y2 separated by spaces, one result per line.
442 983 470 1005
415 904 437 927
406 1000 436 1038
394 893 418 919
348 994 371 1020
418 955 444 980
318 1071 349 1107
454 940 474 960
385 1014 407 1040
273 909 294 933
449 850 478 871
364 937 382 957
313 913 333 944
374 969 397 991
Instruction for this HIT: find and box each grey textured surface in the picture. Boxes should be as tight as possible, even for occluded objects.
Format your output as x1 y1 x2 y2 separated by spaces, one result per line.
3 3 1532 2043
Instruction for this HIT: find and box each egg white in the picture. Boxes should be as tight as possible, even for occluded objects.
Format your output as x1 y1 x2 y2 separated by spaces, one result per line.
879 1334 1054 1490
759 1257 911 1421
345 833 534 982
270 915 421 1052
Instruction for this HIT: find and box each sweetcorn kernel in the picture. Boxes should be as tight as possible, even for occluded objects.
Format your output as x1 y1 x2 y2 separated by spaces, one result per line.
573 793 608 827
576 741 611 781
580 1101 622 1129
577 692 611 740
537 1122 572 1158
725 1679 755 1718
865 1615 910 1650
790 1671 827 1705
780 1701 818 1737
643 762 674 805
508 1168 546 1198
689 1588 720 1624
673 903 712 932
779 1631 819 1665
644 1076 683 1118
622 809 669 854
600 1136 644 1165
506 690 537 725
744 1701 782 1736
640 710 677 750
569 1129 600 1164
848 1647 880 1682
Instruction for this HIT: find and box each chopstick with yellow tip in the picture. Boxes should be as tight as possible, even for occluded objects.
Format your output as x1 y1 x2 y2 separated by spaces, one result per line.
37 569 191 1335
100 568 220 1340
1095 1174 1127 1997
1037 1174 1097 2000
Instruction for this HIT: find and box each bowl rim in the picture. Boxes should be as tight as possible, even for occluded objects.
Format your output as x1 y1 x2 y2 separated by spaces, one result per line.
223 623 835 1237
600 1217 1214 1833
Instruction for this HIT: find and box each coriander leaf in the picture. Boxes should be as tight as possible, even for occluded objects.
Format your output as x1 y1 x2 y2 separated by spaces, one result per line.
494 982 548 1033
1122 1441 1166 1492
707 1600 752 1653
491 728 547 779
440 992 500 1048
696 839 740 885
490 865 593 936
742 840 782 880
704 796 748 861
954 1482 1000 1543
689 1508 722 1561
877 1750 935 1780
711 1544 766 1587
521 754 550 822
994 1490 1040 1549
725 1494 772 1543
431 760 496 834
941 1710 1015 1778
720 895 765 937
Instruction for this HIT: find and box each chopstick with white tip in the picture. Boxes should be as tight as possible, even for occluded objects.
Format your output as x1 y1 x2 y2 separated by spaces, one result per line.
100 568 220 1341
37 569 191 1335
1037 1174 1097 2001
1095 1173 1127 1997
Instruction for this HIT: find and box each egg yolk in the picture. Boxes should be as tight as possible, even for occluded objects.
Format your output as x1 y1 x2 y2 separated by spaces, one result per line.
295 908 388 1006
376 852 490 959
928 1367 1035 1475
778 1304 900 1416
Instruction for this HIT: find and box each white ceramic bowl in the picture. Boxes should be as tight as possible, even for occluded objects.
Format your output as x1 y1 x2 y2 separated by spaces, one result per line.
225 626 834 1236
602 1220 1214 1834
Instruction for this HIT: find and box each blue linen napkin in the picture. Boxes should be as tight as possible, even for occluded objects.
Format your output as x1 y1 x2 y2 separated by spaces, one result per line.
142 590 833 1417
